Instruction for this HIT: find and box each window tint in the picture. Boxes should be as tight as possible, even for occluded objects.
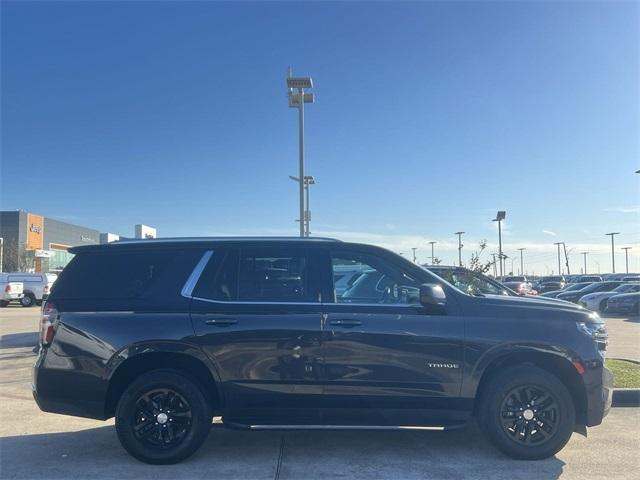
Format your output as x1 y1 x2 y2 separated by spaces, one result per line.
193 250 238 301
52 251 172 299
445 271 505 296
238 248 312 302
332 252 419 305
193 247 314 302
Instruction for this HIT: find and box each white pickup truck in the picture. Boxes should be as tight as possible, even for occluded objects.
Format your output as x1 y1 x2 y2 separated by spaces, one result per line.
0 273 24 307
3 272 57 307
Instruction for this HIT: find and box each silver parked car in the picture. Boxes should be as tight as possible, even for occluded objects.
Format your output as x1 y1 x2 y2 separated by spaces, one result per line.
579 283 640 313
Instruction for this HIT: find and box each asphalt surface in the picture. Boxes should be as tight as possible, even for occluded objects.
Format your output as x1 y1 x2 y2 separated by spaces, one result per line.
1 305 639 479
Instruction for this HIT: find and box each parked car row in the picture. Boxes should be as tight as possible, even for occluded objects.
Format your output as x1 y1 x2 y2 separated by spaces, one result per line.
0 272 57 307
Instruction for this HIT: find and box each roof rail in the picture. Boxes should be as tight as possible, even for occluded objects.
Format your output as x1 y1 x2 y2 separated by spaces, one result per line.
111 236 342 245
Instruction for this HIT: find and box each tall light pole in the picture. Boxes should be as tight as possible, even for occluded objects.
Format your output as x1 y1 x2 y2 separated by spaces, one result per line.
454 232 465 266
411 247 417 263
287 68 314 237
554 242 563 275
428 241 437 264
581 252 588 274
492 211 506 277
621 247 632 274
517 247 526 275
605 232 620 273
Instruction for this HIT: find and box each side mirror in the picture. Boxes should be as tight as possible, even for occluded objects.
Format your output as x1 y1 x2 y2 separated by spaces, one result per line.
420 283 447 306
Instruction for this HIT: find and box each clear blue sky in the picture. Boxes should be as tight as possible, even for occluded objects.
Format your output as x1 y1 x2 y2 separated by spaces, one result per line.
1 1 638 274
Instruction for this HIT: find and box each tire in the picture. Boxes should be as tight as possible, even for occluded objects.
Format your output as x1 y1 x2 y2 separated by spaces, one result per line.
0 301 8 308
477 365 575 460
115 369 212 464
21 294 35 307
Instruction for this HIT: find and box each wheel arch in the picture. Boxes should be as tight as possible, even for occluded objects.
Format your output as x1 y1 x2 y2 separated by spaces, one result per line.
471 348 588 426
104 347 223 419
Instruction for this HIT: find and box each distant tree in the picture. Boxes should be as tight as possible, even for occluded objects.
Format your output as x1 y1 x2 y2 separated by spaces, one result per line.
2 239 30 272
468 239 492 274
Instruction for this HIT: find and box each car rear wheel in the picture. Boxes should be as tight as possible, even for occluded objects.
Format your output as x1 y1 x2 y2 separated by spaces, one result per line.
478 365 575 460
115 369 212 464
21 294 35 307
0 301 8 308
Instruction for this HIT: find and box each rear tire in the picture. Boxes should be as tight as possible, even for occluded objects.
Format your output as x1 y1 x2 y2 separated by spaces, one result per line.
21 294 35 307
115 369 212 464
0 301 8 308
477 365 575 460
599 299 608 313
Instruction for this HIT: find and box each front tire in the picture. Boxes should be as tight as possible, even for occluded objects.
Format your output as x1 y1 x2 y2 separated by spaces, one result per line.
115 370 212 464
478 365 575 460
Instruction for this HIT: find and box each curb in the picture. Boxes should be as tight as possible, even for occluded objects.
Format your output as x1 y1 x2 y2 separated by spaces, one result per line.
612 389 640 407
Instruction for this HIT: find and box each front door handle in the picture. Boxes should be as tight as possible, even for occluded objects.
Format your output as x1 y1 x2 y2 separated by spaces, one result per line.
204 318 238 327
329 319 362 328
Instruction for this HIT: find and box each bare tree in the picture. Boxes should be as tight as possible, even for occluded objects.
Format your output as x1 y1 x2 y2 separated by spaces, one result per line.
2 239 31 272
468 239 493 274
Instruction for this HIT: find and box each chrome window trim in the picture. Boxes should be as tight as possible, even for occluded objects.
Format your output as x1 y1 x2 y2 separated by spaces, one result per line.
181 250 214 299
189 295 417 308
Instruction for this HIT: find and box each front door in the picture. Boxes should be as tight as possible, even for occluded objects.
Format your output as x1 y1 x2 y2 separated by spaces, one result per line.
320 247 465 426
189 246 324 424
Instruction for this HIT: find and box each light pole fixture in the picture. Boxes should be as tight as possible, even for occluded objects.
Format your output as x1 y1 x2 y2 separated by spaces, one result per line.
605 232 620 273
288 175 316 236
454 232 465 267
411 247 417 263
492 211 506 277
428 241 437 265
553 242 563 275
517 247 526 276
621 246 632 274
581 251 588 274
287 67 315 238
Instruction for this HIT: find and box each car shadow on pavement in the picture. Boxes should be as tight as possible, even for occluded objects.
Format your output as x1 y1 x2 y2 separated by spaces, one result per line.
0 331 38 349
0 422 566 480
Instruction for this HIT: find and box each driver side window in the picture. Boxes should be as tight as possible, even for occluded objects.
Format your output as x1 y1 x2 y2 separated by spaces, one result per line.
331 251 420 305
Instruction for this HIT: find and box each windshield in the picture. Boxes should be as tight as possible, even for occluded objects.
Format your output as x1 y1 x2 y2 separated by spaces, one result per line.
612 284 640 293
504 276 526 282
564 282 593 292
541 276 563 282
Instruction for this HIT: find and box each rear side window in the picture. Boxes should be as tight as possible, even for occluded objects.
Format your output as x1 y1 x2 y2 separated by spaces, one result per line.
52 251 173 299
193 247 315 302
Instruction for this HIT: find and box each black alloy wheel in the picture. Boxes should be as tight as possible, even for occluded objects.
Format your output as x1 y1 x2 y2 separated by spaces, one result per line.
499 385 558 446
133 388 193 448
115 369 212 464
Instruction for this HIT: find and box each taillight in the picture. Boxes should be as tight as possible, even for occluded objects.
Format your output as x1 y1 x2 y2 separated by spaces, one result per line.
40 301 58 346
4 284 11 293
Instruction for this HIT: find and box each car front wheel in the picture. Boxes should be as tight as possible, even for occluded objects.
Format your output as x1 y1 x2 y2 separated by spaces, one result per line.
115 369 212 464
478 365 575 460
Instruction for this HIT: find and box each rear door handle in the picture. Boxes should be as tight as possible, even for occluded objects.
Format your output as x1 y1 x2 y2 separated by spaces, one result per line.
329 319 362 328
204 318 238 327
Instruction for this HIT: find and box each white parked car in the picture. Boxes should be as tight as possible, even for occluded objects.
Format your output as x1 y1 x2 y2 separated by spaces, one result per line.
3 272 57 307
579 282 640 313
0 273 24 307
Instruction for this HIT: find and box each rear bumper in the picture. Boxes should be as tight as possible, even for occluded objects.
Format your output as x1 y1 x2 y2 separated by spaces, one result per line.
585 366 613 427
1 293 24 301
32 348 109 420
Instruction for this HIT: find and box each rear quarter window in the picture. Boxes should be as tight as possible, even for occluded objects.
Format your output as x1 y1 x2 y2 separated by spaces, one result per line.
51 251 174 299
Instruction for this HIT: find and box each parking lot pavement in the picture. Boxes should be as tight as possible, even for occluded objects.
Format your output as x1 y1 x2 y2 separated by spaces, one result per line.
1 306 639 479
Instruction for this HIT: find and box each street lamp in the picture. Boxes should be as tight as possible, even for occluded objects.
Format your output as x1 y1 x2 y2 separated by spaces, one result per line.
554 242 563 275
427 241 437 265
621 246 632 274
287 67 315 237
605 232 620 273
454 232 465 267
492 211 506 277
288 175 316 236
517 247 526 276
581 252 588 274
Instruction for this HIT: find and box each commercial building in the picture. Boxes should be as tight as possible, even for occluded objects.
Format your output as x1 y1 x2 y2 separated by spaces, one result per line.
0 210 156 273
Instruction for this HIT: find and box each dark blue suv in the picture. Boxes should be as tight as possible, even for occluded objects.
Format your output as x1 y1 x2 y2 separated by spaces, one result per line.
33 237 612 464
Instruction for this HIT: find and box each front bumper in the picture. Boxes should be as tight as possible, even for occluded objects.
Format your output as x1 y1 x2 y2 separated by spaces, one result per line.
585 366 613 427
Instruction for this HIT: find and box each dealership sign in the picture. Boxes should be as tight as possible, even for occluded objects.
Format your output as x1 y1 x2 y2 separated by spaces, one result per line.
34 249 54 258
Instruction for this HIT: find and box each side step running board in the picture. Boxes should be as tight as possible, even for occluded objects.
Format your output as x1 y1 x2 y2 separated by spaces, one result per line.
222 422 466 431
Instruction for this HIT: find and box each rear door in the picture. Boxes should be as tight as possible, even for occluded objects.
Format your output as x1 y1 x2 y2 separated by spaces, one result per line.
188 245 324 424
319 246 465 425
